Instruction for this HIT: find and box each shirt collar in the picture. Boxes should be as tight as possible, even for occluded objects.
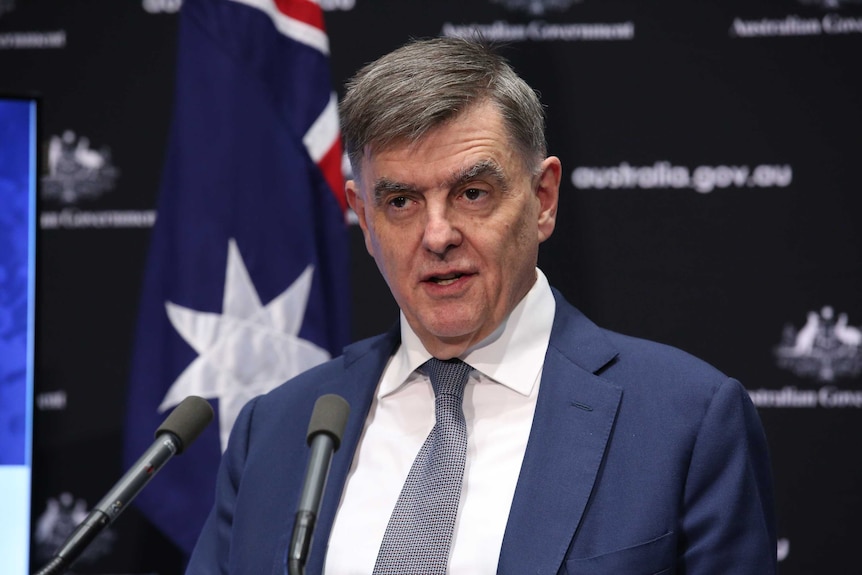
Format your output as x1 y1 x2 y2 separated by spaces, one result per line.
380 268 556 398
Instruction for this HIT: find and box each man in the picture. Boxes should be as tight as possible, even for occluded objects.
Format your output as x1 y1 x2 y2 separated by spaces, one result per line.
186 37 776 574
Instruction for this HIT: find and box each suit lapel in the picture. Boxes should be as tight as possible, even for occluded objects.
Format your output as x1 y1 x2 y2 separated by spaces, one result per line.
498 293 622 575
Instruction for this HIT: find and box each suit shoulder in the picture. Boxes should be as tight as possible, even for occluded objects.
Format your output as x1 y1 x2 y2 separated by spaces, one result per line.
607 328 726 377
550 291 731 391
598 328 743 407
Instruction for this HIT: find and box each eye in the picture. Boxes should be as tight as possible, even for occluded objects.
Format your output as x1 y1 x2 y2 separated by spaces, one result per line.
389 196 410 209
463 188 487 201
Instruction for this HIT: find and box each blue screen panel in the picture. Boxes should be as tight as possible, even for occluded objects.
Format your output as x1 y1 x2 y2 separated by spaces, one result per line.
0 95 38 575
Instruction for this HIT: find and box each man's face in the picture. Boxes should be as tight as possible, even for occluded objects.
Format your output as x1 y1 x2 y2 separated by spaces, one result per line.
346 101 560 359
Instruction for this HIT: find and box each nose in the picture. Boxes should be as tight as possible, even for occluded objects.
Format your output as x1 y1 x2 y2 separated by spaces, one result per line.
422 204 462 256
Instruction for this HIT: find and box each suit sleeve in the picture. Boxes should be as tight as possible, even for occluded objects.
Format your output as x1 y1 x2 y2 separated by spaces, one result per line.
679 377 777 573
185 396 259 574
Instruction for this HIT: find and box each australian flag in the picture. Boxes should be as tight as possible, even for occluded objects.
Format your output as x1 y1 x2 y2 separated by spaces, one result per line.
123 0 350 557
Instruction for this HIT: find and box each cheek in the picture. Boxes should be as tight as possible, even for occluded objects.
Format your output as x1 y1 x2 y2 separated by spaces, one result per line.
368 227 410 278
368 234 392 271
364 214 389 254
493 209 539 282
503 209 535 252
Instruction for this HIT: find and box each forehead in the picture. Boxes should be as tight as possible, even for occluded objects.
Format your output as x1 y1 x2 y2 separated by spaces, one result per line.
358 103 523 189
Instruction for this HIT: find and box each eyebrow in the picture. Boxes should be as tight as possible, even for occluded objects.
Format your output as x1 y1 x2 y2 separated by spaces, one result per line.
371 158 511 205
372 178 414 205
448 159 510 192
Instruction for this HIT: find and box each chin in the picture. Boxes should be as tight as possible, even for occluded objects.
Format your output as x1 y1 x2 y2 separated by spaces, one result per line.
425 320 482 343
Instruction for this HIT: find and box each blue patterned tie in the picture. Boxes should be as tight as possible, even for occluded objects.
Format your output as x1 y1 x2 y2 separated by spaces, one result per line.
373 358 472 575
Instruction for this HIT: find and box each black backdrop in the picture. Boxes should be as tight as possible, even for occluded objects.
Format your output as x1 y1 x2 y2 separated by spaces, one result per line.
2 0 861 573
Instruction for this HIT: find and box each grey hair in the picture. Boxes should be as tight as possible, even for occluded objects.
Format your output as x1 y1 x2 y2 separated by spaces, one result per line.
339 36 547 178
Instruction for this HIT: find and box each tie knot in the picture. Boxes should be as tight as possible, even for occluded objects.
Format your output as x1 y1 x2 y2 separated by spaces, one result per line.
425 358 471 399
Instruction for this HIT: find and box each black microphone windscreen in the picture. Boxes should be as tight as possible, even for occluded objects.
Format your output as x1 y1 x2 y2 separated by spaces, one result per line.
306 394 350 450
155 395 214 453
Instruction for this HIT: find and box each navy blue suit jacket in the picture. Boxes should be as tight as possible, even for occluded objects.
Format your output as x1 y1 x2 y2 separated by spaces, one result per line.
187 290 776 574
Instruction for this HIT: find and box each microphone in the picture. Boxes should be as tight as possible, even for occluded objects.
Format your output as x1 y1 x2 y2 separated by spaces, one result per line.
35 395 214 575
287 394 351 575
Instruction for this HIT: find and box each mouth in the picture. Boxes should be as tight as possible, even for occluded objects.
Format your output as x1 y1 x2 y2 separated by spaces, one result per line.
423 270 472 287
430 273 464 286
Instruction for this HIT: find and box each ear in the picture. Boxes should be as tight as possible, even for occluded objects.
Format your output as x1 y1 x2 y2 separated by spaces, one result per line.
535 156 561 243
346 180 375 256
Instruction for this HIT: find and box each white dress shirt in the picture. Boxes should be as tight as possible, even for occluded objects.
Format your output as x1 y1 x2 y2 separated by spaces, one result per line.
324 269 556 574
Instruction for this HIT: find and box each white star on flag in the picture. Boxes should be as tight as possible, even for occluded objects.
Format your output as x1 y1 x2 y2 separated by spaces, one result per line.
158 238 331 450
